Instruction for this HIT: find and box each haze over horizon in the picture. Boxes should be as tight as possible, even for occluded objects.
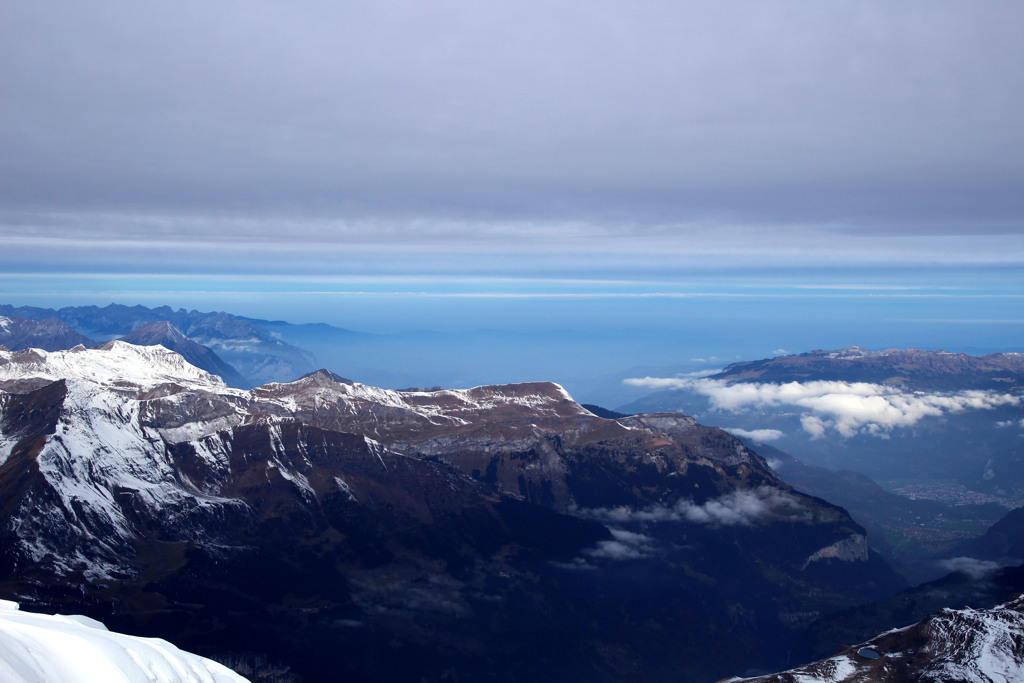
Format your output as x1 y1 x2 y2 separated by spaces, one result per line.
3 1 1023 383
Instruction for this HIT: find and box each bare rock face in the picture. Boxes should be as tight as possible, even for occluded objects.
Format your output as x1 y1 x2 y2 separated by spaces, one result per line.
0 344 904 683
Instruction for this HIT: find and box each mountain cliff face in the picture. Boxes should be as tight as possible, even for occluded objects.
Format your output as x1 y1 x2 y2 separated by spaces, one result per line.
0 344 903 682
733 595 1024 683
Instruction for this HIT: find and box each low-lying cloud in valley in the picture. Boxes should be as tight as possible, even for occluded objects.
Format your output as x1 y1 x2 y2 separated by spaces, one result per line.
580 487 813 528
587 529 658 561
723 427 785 442
935 557 1004 581
624 377 1020 438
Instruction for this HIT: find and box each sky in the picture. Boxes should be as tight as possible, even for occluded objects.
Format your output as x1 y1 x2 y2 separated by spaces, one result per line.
2 1 1024 382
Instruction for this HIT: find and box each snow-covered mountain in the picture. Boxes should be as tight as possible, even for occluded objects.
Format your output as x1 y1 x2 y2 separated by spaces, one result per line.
732 595 1024 683
118 321 251 388
0 599 246 683
0 341 228 390
0 342 904 682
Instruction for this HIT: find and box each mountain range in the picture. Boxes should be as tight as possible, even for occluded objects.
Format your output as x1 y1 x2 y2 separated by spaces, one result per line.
4 303 1024 679
0 341 905 682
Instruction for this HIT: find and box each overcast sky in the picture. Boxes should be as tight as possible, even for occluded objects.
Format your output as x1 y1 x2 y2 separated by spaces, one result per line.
2 1 1024 280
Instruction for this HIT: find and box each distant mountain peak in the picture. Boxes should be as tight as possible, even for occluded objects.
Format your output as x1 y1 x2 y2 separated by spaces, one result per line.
0 337 907 681
0 315 95 352
298 368 354 385
120 319 188 344
714 346 1024 390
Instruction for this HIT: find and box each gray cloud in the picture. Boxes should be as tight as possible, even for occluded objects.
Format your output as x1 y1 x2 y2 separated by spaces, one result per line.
624 377 1021 438
2 1 1024 270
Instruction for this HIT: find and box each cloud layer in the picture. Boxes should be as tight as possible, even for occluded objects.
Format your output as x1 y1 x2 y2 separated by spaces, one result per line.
624 377 1020 438
2 2 1024 276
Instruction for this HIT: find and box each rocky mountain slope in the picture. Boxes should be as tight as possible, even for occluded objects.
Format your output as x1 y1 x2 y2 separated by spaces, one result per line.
733 594 1024 682
0 343 904 682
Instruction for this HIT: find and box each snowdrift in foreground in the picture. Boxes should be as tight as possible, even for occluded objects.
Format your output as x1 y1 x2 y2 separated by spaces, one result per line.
0 600 247 683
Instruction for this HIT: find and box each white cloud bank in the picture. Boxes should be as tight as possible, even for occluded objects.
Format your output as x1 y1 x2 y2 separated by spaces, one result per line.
624 377 1020 438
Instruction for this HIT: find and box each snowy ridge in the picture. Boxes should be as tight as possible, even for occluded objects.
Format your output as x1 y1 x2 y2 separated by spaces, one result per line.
0 342 232 394
254 371 587 427
733 595 1024 682
0 599 247 683
1 346 585 430
923 599 1024 682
